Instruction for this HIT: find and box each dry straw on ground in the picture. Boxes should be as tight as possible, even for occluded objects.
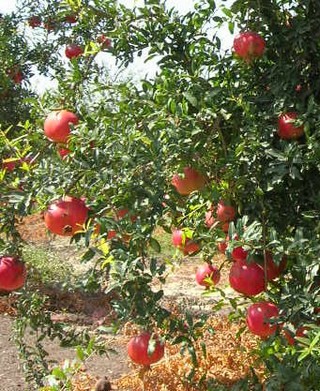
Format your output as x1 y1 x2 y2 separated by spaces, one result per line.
112 316 264 391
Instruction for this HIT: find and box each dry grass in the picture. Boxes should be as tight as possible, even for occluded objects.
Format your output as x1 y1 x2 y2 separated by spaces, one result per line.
113 316 264 391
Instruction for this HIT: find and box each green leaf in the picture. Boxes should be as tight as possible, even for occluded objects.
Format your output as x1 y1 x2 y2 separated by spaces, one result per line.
149 237 161 253
51 367 67 380
183 92 198 108
76 346 85 361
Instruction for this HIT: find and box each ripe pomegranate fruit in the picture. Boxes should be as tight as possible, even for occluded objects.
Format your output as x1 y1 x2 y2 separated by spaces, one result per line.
233 31 266 61
2 158 20 172
127 332 164 366
263 252 287 281
2 156 34 171
94 208 136 241
277 112 304 140
65 44 83 59
231 246 248 262
229 259 265 296
216 201 236 222
195 263 220 287
172 229 200 255
57 147 71 159
44 110 79 143
98 35 112 49
43 19 55 31
0 256 26 291
28 16 41 28
205 209 215 228
171 167 206 195
217 237 227 253
283 326 310 345
65 14 77 23
44 196 89 236
7 67 23 84
246 301 279 338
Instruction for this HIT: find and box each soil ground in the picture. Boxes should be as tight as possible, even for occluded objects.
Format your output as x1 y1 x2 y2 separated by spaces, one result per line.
0 312 130 390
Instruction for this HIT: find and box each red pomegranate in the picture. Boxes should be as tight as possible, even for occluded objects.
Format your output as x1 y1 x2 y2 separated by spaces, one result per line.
233 31 266 61
2 158 20 172
229 259 266 296
182 240 200 255
44 110 79 143
263 252 287 281
0 256 26 291
277 112 304 140
172 229 200 255
283 326 310 346
231 246 248 262
94 208 136 241
98 35 112 49
205 209 215 228
65 14 77 23
195 263 220 287
65 44 83 59
7 67 23 84
246 301 279 338
216 201 236 222
57 147 71 159
43 19 55 31
217 238 227 254
28 16 41 28
44 196 89 236
127 332 164 366
171 167 206 195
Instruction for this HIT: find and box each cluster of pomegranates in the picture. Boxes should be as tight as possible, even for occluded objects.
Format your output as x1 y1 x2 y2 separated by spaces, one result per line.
171 199 236 257
28 14 77 30
28 12 111 61
169 165 292 342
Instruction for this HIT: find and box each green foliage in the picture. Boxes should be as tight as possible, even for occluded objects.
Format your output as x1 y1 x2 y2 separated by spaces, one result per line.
2 0 320 388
